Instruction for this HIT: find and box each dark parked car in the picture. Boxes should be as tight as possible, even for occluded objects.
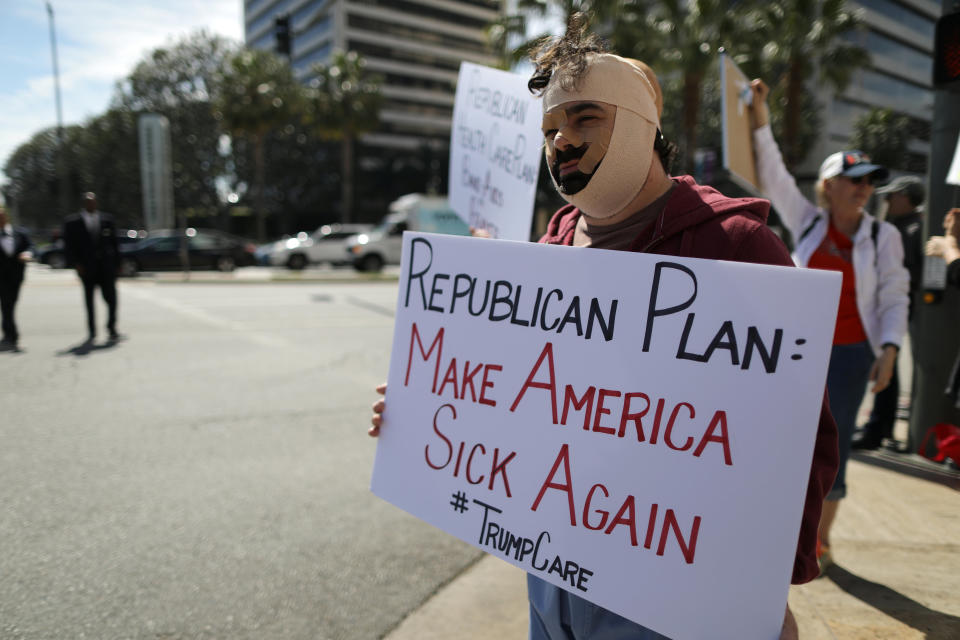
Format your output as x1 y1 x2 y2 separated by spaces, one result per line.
118 228 257 276
38 230 144 269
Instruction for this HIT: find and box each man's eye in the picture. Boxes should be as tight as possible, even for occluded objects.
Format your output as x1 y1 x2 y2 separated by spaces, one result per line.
543 129 557 138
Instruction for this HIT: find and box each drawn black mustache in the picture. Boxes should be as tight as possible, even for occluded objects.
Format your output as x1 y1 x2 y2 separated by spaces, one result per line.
553 144 588 168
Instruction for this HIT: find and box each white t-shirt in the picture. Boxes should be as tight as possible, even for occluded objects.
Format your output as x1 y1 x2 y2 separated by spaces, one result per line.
0 224 14 256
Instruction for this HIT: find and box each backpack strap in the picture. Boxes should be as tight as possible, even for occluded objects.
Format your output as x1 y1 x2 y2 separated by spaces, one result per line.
871 219 880 267
797 215 823 245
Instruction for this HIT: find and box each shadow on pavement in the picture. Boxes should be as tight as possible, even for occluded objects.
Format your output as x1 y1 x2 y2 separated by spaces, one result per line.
57 339 121 357
826 564 960 639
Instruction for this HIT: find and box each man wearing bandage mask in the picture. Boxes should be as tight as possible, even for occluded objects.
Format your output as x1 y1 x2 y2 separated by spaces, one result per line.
526 17 838 640
370 16 838 640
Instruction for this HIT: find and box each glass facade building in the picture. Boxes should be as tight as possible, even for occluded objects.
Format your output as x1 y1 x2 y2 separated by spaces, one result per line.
810 0 941 179
244 0 501 152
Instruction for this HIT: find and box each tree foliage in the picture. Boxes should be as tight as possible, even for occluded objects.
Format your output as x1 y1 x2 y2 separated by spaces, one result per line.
214 48 304 240
2 126 83 233
613 0 749 174
3 31 239 232
307 51 383 223
491 2 756 174
3 32 397 237
113 31 238 219
848 108 911 171
73 108 142 228
487 0 623 69
491 0 871 175
736 0 870 169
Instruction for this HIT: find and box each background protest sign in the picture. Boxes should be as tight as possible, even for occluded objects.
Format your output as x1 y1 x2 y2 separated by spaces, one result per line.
448 63 542 241
947 131 960 186
371 233 840 639
720 52 760 194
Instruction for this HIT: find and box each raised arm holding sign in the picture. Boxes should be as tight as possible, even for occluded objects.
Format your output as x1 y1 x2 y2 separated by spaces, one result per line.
749 77 909 582
370 15 838 640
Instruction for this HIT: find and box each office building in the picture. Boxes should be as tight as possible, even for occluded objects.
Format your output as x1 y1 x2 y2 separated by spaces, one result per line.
244 0 501 152
805 0 941 179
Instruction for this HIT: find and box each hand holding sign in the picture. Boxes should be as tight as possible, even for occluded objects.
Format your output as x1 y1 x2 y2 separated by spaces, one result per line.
369 383 387 437
366 387 802 640
749 79 770 130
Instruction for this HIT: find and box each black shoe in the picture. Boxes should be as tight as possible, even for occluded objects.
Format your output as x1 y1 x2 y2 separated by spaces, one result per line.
0 339 15 352
882 439 907 453
851 433 881 451
108 331 123 342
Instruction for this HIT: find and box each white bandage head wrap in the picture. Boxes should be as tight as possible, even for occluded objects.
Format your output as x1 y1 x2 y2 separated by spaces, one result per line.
542 53 661 218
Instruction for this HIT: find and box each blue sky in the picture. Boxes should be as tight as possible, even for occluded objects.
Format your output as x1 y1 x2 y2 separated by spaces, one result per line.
0 1 243 188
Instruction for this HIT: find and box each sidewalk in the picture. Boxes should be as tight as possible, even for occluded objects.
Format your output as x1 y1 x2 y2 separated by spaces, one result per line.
24 262 400 285
386 454 960 639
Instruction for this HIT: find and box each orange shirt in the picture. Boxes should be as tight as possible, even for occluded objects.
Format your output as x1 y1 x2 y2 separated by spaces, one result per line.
807 221 868 345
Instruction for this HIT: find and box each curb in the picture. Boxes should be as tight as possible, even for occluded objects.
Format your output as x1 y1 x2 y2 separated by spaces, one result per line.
850 450 960 490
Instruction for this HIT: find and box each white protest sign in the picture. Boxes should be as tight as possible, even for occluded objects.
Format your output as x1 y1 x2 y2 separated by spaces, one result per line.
947 132 960 186
448 63 542 241
371 233 840 640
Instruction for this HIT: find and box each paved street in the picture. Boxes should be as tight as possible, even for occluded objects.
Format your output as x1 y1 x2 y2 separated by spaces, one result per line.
4 264 959 640
0 265 481 640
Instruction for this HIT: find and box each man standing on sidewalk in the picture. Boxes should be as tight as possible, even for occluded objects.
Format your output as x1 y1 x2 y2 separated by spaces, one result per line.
372 15 839 639
63 192 122 344
853 176 925 450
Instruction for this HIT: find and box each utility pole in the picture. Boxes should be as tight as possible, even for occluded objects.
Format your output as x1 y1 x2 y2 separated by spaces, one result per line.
910 0 960 455
46 2 70 220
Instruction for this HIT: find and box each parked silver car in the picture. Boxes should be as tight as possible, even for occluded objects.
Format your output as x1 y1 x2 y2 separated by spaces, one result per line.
263 223 371 270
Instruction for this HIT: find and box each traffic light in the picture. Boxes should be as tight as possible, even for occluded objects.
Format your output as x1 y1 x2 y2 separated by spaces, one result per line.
933 11 960 90
275 15 291 57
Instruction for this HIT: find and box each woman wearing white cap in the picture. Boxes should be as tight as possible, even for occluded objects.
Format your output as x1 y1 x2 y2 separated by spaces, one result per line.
749 80 910 573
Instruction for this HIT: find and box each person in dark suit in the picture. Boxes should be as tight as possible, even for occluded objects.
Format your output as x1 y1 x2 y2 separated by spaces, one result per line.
63 192 121 343
852 176 926 451
0 205 33 351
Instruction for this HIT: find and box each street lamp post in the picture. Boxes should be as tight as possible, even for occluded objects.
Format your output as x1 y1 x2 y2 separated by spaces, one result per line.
46 1 70 218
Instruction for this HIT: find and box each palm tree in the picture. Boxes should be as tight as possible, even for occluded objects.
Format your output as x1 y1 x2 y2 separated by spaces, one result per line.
613 1 750 174
215 49 303 241
848 108 911 171
487 0 622 69
490 2 757 175
738 0 870 169
306 51 382 224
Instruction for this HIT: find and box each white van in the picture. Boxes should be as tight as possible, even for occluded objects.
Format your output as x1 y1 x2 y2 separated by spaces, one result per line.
346 194 469 272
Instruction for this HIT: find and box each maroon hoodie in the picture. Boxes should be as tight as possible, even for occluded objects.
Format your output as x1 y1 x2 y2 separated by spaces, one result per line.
540 175 839 585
